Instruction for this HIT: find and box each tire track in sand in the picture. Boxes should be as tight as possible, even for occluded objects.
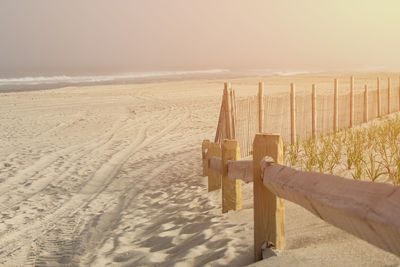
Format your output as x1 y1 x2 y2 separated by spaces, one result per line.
0 117 134 210
0 108 187 266
23 111 188 267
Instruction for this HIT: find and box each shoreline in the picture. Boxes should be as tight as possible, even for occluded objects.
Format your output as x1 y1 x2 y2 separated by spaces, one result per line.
1 70 399 94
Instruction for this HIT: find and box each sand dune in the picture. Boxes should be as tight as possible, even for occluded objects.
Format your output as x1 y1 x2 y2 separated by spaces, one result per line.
0 76 399 266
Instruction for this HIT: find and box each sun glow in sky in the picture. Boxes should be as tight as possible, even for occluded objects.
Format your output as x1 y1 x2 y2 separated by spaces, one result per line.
1 0 400 73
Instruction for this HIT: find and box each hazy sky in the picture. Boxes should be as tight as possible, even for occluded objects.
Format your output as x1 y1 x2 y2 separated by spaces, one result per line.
1 0 400 74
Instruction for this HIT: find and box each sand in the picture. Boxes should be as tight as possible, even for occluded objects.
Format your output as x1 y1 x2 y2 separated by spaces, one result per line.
0 74 399 266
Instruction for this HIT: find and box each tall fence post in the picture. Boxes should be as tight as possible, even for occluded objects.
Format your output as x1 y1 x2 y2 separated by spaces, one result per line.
208 142 222 192
258 82 264 133
222 139 242 213
224 82 232 139
334 79 338 132
364 84 369 123
388 77 391 114
350 76 354 127
290 83 296 144
253 134 285 261
377 78 381 118
312 84 317 139
202 140 210 176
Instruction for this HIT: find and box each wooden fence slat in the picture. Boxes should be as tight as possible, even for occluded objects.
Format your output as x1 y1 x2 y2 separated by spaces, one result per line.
232 89 237 139
230 89 236 139
262 163 400 257
202 139 210 176
224 82 232 139
388 77 391 114
377 78 381 117
334 79 338 132
222 140 242 213
290 83 296 144
350 76 354 127
253 134 285 261
215 93 225 143
258 82 264 133
364 84 368 123
312 84 316 138
208 143 222 192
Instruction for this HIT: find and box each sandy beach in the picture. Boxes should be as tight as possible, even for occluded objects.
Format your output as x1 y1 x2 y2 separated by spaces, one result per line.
0 74 399 266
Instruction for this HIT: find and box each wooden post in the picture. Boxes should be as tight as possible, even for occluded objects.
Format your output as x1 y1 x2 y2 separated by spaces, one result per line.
208 143 222 192
350 76 354 127
312 84 316 139
290 83 296 145
202 140 210 176
334 79 338 132
222 139 242 213
224 82 232 139
253 134 285 261
258 82 264 133
388 77 391 114
364 84 369 123
377 78 381 118
399 76 400 111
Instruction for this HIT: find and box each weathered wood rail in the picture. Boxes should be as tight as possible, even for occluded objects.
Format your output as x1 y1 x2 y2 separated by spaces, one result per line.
201 134 400 262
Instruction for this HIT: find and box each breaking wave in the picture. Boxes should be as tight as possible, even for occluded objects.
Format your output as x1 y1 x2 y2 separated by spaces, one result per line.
0 69 230 86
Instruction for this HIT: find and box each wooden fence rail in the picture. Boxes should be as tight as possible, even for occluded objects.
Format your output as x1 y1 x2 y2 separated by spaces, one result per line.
261 161 400 259
202 134 400 262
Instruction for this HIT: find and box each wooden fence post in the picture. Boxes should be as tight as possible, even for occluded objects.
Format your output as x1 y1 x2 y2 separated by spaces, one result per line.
364 84 369 123
258 82 264 133
222 139 242 213
253 134 285 261
334 79 338 132
208 143 222 192
202 140 210 176
350 76 354 127
377 78 381 118
224 82 232 139
388 77 391 114
290 83 296 144
399 76 400 111
312 84 317 139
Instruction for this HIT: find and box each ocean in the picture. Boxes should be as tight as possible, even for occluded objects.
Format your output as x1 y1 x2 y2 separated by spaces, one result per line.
0 69 316 93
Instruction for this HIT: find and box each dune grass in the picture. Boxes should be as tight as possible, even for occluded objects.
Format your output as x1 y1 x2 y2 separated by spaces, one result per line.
284 113 400 185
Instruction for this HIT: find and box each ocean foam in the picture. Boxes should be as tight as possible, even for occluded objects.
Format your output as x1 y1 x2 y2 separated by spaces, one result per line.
0 69 229 86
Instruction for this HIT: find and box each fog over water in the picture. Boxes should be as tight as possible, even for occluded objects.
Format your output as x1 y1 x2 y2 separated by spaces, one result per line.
1 0 400 78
